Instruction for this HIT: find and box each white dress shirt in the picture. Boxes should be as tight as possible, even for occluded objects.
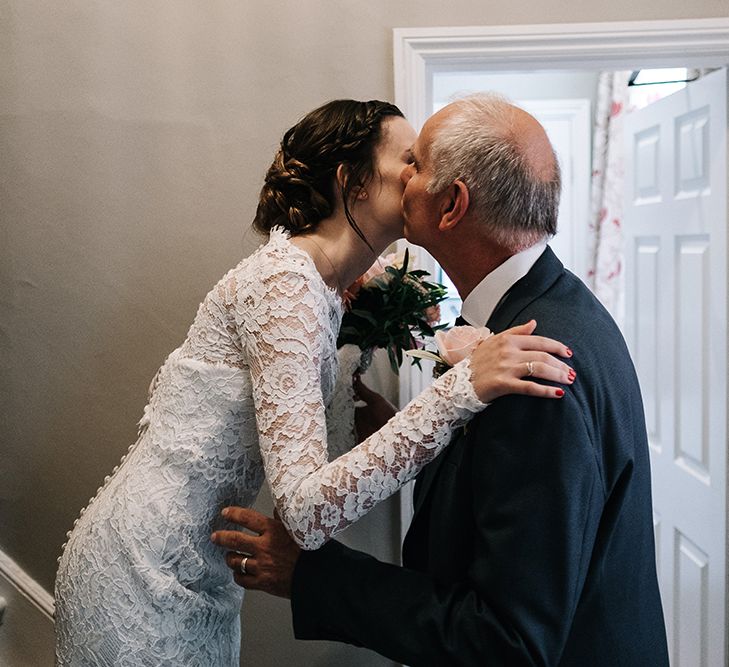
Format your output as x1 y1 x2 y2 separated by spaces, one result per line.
460 242 547 327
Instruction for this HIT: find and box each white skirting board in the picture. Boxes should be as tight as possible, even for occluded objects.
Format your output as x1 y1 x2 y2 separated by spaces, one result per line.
0 548 56 666
0 547 55 620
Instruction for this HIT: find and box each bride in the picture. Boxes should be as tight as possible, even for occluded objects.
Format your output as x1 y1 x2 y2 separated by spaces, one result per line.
54 99 573 665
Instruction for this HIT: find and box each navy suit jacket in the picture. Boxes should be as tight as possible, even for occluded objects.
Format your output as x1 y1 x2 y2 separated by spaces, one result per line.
291 248 669 666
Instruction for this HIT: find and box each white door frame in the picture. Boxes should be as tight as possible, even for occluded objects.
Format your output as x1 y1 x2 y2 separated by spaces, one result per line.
394 19 729 133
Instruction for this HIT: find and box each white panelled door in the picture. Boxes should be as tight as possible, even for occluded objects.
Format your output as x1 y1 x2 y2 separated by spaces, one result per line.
623 68 727 667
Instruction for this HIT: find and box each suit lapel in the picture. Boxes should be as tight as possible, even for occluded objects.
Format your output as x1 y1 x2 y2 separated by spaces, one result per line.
410 247 565 520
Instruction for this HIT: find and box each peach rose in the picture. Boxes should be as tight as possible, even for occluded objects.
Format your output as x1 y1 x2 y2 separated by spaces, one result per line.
434 325 492 366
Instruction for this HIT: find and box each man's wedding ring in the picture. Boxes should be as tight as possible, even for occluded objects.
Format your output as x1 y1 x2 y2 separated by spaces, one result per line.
526 361 535 377
239 556 248 575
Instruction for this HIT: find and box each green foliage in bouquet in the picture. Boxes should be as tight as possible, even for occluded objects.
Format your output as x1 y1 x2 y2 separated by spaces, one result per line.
336 249 449 374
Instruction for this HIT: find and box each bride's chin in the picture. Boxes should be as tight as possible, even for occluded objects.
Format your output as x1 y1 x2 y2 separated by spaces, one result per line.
390 217 406 240
395 226 405 242
370 218 405 249
401 219 414 243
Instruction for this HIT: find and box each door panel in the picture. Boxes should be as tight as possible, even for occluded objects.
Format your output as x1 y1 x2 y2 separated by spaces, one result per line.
624 68 727 667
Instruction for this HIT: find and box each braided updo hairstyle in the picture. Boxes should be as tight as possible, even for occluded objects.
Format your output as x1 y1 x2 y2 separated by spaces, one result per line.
253 99 404 249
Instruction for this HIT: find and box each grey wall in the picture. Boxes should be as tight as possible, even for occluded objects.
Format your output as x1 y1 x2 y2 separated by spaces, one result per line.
1 1 726 665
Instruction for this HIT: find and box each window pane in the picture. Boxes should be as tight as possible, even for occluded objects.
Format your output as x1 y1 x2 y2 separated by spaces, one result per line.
436 266 462 326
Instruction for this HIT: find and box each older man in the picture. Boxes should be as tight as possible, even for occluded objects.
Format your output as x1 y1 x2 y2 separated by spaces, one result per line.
215 94 669 666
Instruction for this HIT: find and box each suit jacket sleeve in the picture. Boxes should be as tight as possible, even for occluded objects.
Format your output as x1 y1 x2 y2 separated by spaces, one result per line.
290 390 604 667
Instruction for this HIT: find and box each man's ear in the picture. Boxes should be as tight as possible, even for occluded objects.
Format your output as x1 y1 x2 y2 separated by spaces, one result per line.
438 180 469 231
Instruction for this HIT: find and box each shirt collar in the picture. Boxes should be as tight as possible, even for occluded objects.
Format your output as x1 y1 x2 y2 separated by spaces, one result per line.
460 242 547 327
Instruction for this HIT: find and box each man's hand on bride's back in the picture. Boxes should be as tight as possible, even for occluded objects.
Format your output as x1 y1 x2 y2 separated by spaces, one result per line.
469 320 575 404
211 507 300 599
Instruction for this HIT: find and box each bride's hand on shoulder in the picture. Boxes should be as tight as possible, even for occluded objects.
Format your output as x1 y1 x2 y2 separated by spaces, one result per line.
469 320 575 404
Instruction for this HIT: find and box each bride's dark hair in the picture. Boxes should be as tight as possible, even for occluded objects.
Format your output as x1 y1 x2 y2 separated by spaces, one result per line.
253 99 404 248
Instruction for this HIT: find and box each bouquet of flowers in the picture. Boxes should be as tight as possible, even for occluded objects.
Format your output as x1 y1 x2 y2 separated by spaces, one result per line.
336 248 449 374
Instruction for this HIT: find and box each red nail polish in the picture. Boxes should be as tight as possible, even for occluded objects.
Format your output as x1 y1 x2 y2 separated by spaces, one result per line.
555 388 565 397
565 348 573 357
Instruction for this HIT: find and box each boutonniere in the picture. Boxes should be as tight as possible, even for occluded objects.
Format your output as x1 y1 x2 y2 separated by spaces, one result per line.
405 325 492 378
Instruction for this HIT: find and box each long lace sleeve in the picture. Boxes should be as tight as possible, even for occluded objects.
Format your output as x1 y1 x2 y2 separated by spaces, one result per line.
324 344 363 460
241 267 486 550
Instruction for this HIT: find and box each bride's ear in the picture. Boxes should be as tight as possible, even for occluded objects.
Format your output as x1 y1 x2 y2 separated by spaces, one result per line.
336 164 368 201
438 179 469 231
335 163 349 191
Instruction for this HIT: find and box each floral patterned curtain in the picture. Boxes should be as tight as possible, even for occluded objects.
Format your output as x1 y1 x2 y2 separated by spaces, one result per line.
588 71 630 327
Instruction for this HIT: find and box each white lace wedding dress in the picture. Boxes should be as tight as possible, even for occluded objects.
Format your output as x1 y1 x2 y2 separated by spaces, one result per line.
54 228 485 666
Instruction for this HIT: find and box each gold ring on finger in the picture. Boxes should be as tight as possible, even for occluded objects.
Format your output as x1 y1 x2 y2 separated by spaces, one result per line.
526 361 535 377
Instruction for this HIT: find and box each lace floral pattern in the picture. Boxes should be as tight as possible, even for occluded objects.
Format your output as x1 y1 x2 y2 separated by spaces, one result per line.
54 228 485 665
324 344 366 460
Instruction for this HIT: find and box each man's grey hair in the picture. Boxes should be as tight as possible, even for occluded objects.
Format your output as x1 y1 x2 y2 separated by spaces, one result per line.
426 93 561 252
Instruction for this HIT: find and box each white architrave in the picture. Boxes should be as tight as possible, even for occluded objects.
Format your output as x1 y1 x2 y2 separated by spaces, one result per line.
0 547 55 619
394 19 729 131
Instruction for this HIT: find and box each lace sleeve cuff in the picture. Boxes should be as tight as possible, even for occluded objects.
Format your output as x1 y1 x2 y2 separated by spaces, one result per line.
429 356 488 418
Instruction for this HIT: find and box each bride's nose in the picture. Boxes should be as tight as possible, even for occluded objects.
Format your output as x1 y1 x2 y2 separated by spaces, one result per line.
400 164 414 185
